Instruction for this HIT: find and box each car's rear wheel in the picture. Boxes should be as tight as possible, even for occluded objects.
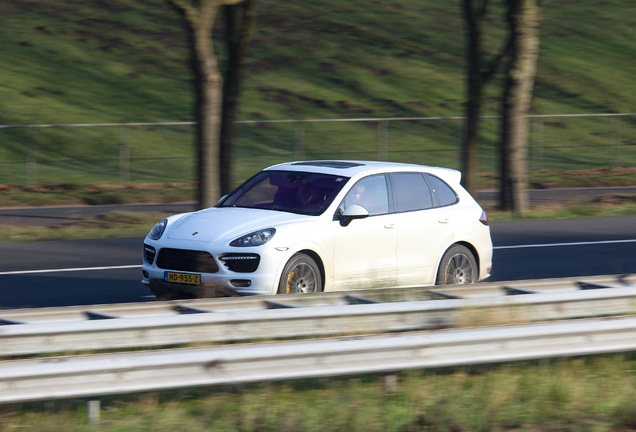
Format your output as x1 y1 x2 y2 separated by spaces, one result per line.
278 253 322 294
436 245 477 285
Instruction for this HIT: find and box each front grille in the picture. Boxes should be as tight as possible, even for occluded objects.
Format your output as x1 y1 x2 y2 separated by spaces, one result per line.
156 248 219 273
144 244 156 265
218 253 260 273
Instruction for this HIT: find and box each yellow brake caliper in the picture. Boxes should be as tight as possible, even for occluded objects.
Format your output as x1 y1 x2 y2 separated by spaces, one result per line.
286 271 295 294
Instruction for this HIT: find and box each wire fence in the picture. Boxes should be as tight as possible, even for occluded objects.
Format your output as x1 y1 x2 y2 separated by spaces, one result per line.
0 113 634 186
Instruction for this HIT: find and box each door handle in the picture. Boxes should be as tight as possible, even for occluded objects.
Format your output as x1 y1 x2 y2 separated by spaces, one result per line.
438 218 450 224
384 224 396 229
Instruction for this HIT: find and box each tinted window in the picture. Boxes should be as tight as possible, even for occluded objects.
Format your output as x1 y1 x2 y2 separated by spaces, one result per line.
390 173 433 212
341 175 389 216
219 170 348 215
425 174 458 207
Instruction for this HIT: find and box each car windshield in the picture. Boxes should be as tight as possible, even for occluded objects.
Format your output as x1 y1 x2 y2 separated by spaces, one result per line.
218 170 350 215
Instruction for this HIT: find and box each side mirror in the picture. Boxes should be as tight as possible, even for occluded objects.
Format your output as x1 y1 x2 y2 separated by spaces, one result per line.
338 204 369 226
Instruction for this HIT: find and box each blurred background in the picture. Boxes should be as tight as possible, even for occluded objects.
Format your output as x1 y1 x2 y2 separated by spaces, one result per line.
1 0 634 189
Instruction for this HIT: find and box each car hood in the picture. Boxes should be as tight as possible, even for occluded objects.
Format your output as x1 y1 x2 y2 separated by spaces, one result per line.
166 207 309 243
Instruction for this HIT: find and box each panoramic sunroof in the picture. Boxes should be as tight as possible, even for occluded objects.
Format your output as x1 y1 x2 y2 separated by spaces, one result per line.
293 161 364 169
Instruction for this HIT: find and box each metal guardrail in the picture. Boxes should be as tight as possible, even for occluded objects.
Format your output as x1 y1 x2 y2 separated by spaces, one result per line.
1 274 635 421
1 275 635 356
2 274 634 323
3 316 636 405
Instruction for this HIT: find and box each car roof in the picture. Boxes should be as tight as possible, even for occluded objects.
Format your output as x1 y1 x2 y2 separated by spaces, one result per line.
264 160 462 184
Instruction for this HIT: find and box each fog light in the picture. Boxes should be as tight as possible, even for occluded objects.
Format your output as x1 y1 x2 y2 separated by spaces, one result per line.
230 279 251 288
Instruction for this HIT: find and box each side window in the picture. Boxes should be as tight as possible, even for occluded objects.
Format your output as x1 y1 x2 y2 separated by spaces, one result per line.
341 175 389 216
425 174 458 207
390 173 433 212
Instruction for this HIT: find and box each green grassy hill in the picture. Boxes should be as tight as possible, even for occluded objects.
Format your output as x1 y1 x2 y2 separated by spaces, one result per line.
1 0 635 187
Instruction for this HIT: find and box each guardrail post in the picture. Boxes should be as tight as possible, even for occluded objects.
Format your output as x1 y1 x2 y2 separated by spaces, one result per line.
87 398 101 423
383 373 398 393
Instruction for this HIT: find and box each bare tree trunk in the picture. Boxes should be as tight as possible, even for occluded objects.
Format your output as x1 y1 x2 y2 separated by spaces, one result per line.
172 0 245 209
461 0 508 196
220 0 257 196
194 5 222 209
460 0 486 196
499 0 541 215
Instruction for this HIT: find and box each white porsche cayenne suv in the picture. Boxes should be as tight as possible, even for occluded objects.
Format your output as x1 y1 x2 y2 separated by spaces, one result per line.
142 160 493 300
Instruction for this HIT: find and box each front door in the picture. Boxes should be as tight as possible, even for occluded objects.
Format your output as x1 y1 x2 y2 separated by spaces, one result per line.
332 175 397 290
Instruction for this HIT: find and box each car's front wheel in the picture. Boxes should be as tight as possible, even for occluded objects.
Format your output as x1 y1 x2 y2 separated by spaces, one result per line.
436 245 477 285
278 253 322 294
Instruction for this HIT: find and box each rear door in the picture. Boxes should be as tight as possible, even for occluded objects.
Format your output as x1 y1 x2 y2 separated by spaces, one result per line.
390 172 456 286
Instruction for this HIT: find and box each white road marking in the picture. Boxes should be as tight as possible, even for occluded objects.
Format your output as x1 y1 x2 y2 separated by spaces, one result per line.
494 238 636 250
0 265 141 275
1 238 635 275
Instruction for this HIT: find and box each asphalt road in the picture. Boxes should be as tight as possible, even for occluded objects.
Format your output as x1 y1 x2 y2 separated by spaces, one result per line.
1 215 635 309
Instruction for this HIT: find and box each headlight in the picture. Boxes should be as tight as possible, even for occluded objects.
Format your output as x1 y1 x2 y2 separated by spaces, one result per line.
230 228 276 247
148 218 168 240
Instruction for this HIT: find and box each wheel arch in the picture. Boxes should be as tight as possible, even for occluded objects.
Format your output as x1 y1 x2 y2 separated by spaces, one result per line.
434 241 480 279
296 249 326 292
454 241 480 271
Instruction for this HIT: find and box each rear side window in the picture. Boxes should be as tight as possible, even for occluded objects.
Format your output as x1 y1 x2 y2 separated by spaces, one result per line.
389 173 433 212
425 174 458 207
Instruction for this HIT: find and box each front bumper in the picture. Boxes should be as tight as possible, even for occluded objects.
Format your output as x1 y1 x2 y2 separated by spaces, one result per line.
141 270 277 299
141 242 285 299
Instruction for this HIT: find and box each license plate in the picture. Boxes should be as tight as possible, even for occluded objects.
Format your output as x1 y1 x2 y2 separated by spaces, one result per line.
164 272 201 285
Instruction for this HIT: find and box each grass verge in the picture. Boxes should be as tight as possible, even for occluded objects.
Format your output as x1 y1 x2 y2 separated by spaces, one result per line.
0 183 196 207
485 193 636 220
3 355 636 431
0 212 170 242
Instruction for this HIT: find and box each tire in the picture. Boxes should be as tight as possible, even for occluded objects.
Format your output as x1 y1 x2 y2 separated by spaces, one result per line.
436 245 477 285
278 253 322 294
